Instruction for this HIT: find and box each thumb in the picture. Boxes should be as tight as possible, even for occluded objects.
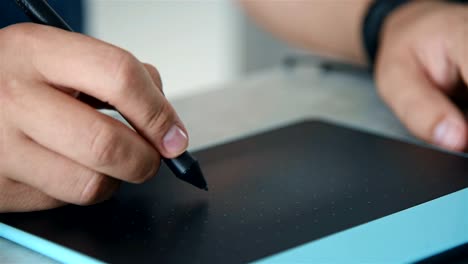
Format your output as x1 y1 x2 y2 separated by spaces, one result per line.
376 58 467 151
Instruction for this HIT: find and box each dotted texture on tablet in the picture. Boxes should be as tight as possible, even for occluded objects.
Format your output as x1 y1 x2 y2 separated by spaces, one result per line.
1 120 467 263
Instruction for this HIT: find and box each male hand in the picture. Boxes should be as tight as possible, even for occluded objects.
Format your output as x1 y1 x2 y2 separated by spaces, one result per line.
0 23 188 212
376 2 468 151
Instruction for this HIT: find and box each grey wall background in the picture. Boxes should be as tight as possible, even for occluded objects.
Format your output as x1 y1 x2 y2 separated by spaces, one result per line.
85 0 294 99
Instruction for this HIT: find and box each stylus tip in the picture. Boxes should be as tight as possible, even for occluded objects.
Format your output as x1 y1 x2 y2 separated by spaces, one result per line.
163 152 209 191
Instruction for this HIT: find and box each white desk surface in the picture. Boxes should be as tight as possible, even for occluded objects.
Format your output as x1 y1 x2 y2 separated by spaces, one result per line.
0 64 415 263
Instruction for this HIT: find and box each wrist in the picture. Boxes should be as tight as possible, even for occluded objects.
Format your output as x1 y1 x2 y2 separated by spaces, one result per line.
377 1 452 63
363 1 456 68
382 1 444 36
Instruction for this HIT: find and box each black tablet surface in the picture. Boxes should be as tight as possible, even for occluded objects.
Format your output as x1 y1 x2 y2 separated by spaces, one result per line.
1 120 467 263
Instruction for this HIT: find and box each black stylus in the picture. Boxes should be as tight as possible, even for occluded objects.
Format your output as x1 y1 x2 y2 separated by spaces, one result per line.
14 0 208 191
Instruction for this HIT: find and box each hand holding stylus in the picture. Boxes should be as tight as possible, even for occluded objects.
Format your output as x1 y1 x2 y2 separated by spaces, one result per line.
0 23 189 212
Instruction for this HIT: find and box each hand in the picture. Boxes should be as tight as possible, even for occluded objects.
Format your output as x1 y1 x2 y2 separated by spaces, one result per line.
375 1 468 151
0 23 189 212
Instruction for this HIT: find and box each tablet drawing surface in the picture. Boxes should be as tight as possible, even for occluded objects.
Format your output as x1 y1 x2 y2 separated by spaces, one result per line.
1 120 467 263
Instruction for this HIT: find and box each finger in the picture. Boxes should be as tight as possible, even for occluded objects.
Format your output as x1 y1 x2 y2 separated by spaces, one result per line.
76 64 163 112
6 136 120 206
0 178 65 212
10 81 160 183
17 24 188 158
76 63 164 109
376 57 467 151
142 63 188 131
143 63 164 94
450 28 468 109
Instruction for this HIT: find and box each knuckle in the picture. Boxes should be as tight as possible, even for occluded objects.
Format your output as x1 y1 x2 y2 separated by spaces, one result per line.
144 100 175 133
1 23 38 44
78 172 111 205
145 63 163 88
1 23 52 55
111 49 141 95
89 120 121 167
129 158 160 184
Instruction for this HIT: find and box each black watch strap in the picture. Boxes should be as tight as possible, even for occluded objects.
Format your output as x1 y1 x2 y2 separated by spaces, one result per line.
362 0 409 67
363 0 468 69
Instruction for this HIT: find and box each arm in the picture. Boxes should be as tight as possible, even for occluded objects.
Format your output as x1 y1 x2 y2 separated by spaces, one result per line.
241 0 372 65
242 1 468 152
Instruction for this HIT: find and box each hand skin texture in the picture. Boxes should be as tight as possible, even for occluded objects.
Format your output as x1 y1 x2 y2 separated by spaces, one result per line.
376 1 468 151
242 0 468 152
0 23 189 212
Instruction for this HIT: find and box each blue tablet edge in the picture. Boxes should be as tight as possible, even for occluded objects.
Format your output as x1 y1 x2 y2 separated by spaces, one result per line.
1 188 467 264
256 187 468 263
0 222 104 264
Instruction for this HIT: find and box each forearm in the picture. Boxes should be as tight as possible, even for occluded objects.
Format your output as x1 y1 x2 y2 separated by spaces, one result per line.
241 0 373 65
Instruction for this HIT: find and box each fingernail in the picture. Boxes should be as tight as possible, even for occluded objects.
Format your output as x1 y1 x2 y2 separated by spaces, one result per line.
434 118 464 150
163 125 188 156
